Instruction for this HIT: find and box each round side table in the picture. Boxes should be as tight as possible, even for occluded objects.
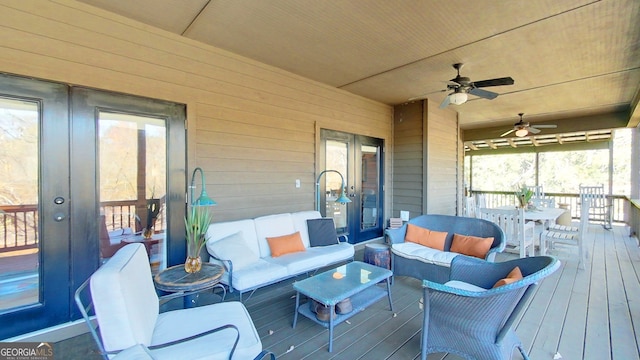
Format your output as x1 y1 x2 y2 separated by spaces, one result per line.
363 243 391 270
154 262 225 308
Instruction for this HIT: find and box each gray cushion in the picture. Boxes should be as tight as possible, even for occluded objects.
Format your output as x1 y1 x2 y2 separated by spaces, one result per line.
306 218 338 247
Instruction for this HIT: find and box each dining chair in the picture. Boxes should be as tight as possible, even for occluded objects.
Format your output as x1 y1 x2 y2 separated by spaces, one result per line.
478 207 535 258
525 185 544 200
420 255 561 360
75 243 275 360
99 214 128 259
530 197 555 208
463 196 477 218
579 184 612 229
540 198 590 269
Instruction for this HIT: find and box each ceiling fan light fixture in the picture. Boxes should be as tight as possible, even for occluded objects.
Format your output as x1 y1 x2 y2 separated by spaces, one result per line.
515 128 529 137
449 92 468 105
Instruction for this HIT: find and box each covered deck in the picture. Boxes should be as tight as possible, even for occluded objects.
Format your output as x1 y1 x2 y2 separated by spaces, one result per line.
56 223 640 359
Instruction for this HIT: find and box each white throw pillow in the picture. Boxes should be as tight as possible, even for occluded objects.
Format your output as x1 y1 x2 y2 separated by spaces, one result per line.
211 232 259 270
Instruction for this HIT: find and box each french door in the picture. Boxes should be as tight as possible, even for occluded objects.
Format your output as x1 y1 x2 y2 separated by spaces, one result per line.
319 130 384 244
0 75 70 338
0 74 185 339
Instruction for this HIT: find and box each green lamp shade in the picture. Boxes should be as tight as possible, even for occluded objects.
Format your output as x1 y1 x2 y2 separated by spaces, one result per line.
193 190 217 207
190 167 217 207
335 190 352 204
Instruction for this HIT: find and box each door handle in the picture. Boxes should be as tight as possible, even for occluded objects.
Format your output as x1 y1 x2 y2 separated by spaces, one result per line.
53 213 66 222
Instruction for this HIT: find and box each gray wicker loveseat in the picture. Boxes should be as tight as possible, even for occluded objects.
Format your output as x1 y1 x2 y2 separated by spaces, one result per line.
385 214 505 283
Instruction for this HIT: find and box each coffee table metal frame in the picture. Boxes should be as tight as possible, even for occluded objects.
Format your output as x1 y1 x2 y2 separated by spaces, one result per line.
292 261 394 352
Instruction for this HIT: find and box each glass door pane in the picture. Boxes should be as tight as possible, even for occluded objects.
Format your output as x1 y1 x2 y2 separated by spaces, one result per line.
325 140 349 233
361 144 380 230
0 98 39 311
98 112 166 272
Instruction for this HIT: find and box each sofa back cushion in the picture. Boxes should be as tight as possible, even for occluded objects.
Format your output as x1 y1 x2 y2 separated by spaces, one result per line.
254 213 296 257
209 231 260 270
405 214 503 251
206 219 261 260
291 210 322 247
91 243 158 352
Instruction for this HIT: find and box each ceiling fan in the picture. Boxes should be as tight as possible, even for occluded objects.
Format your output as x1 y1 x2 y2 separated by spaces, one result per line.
438 63 514 109
500 113 558 137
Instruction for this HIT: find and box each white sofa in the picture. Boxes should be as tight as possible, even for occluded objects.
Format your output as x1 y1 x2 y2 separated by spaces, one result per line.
205 210 355 301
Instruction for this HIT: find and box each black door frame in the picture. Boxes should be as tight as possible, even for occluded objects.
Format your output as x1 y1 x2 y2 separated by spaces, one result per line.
0 73 186 339
320 129 384 244
0 74 70 338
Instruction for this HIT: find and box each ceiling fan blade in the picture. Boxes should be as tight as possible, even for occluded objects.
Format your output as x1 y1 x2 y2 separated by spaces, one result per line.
531 124 557 129
528 127 541 134
472 77 515 88
439 94 451 108
500 129 515 137
468 87 499 100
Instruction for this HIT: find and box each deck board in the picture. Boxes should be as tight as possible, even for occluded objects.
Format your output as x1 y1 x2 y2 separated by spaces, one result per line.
51 223 640 360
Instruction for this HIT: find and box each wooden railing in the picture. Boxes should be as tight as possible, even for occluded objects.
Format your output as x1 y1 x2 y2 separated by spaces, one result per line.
0 200 165 253
629 199 640 238
470 190 628 224
0 205 38 252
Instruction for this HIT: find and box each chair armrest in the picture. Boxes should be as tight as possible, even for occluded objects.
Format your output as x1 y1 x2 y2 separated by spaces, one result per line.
148 324 239 360
253 350 276 360
385 226 406 244
208 255 234 292
111 344 155 360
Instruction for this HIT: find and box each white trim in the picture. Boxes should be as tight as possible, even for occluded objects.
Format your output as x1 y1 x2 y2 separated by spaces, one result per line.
3 318 92 343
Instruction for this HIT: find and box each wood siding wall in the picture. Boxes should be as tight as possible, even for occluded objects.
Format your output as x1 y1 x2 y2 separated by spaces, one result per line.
392 100 459 219
392 102 424 219
0 0 393 222
424 99 459 215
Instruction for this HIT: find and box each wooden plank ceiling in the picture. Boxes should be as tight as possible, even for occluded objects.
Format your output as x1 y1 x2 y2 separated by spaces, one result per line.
75 0 640 145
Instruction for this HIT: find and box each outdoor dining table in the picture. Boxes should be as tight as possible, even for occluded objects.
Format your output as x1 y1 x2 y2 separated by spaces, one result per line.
495 205 568 255
495 205 567 225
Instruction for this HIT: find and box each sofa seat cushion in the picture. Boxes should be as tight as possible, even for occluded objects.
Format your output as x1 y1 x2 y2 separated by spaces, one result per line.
306 243 355 264
391 242 458 268
221 259 288 292
151 301 262 360
266 242 354 275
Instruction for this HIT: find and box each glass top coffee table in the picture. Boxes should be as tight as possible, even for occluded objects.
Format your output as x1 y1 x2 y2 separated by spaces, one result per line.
292 261 394 352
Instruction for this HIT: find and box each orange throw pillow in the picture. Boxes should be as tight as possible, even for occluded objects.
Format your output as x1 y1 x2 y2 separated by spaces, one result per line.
450 233 494 259
404 224 446 250
493 266 524 288
266 231 306 257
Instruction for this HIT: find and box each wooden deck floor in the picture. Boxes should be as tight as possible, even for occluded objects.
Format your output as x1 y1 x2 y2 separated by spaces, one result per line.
54 223 640 359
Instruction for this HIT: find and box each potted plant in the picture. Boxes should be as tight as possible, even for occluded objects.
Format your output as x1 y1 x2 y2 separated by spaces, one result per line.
515 185 534 209
184 206 212 273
